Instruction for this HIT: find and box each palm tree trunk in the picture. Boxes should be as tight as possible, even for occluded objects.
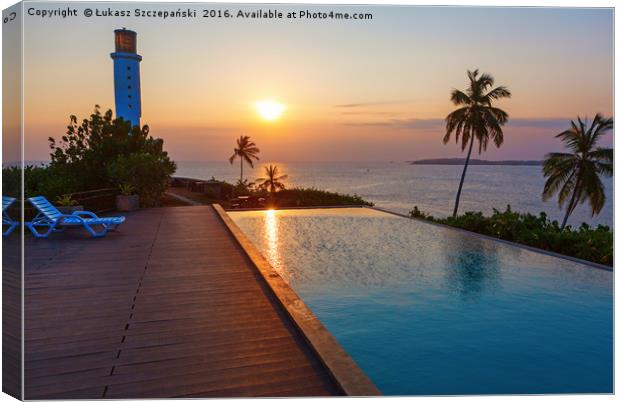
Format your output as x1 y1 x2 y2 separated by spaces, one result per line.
453 135 475 217
561 182 579 230
240 159 244 182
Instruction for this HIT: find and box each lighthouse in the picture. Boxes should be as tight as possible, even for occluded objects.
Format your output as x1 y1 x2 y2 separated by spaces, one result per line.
110 28 142 127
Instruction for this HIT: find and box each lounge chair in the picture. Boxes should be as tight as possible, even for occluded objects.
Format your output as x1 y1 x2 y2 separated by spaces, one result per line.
25 196 125 238
3 196 19 237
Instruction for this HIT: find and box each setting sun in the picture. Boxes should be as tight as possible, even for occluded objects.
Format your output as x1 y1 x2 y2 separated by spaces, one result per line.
255 100 285 121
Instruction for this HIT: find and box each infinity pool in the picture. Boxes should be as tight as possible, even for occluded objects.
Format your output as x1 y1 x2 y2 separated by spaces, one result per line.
229 208 613 395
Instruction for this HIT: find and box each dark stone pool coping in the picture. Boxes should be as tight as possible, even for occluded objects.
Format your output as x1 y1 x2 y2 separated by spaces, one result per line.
213 204 382 397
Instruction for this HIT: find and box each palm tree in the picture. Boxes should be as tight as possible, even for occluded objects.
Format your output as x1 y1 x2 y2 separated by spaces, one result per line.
444 69 511 217
229 136 260 182
257 165 288 194
542 114 613 229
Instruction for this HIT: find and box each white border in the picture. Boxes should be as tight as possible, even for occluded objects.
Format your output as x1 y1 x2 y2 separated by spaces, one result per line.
0 1 616 402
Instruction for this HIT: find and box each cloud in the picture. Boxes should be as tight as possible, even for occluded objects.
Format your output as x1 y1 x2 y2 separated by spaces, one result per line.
340 111 397 116
334 100 409 108
344 117 573 130
345 118 443 129
506 118 570 129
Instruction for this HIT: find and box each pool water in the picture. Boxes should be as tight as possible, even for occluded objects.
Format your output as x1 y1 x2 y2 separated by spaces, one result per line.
230 208 613 395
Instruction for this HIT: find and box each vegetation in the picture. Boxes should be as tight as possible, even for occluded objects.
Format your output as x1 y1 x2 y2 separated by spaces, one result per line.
444 69 511 217
409 205 612 266
256 165 288 193
3 106 176 207
169 179 372 209
232 179 255 196
118 183 136 196
55 194 78 207
542 114 613 229
3 165 71 201
107 152 175 206
269 187 372 208
229 136 260 182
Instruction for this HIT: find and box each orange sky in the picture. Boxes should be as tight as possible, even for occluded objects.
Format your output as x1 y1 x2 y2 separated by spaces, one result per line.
18 4 613 162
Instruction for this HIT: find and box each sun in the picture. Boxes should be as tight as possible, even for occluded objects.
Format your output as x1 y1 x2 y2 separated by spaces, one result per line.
255 100 285 121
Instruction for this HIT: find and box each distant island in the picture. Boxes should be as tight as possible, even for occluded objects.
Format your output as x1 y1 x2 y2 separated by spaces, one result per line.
410 158 543 166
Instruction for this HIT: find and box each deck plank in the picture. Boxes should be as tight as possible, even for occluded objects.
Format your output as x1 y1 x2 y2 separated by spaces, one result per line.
24 205 342 398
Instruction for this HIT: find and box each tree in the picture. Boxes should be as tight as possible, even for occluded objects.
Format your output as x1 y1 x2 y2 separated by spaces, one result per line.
542 114 613 229
107 153 176 207
228 136 260 182
257 165 288 193
444 69 511 217
233 179 255 196
48 105 176 206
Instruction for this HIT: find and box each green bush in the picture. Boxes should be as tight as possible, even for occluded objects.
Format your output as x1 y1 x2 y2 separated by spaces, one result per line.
409 205 612 266
273 187 373 207
2 166 22 198
3 105 178 206
107 153 176 207
3 106 176 207
55 194 78 207
189 178 372 208
232 179 255 196
2 165 79 200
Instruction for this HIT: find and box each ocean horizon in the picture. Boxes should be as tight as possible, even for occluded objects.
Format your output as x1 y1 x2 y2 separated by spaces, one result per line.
175 161 614 228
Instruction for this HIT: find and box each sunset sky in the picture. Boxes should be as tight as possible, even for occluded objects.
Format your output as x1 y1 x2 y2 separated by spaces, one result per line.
20 4 613 162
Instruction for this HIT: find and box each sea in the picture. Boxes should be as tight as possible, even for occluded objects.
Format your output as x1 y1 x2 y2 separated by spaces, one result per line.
176 161 614 228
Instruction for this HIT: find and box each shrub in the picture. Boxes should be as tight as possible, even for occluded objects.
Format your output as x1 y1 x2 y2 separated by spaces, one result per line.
35 105 177 206
3 106 177 207
2 166 23 198
2 165 79 200
409 206 434 220
273 187 373 207
107 153 176 207
55 194 78 207
232 179 255 196
118 183 136 196
409 205 612 266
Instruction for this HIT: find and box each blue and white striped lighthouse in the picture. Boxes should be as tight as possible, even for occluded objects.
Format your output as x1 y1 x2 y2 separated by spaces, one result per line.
110 28 142 127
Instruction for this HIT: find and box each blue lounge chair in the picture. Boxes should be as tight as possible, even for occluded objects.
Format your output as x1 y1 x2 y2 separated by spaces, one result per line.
25 196 125 238
3 196 19 237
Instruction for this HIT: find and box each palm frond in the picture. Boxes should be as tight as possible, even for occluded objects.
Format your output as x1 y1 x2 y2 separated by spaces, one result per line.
590 147 613 163
555 126 581 152
257 165 287 193
582 166 606 216
229 151 237 164
589 114 613 148
444 107 469 145
242 154 256 168
444 71 509 155
476 73 495 93
542 153 577 201
556 173 578 209
450 90 471 106
543 114 612 220
483 86 512 104
542 170 574 202
466 69 479 83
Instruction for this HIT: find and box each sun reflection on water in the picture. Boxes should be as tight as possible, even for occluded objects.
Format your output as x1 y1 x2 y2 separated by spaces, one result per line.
263 209 281 271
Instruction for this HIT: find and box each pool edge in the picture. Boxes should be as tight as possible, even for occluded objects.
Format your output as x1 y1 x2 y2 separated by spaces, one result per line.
224 204 611 271
212 204 382 397
366 206 612 272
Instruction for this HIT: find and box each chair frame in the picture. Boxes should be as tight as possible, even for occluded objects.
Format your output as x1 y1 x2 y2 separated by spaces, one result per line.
25 197 124 238
2 196 19 237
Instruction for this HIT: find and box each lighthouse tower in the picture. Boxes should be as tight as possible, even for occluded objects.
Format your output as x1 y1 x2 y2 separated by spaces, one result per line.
110 28 142 127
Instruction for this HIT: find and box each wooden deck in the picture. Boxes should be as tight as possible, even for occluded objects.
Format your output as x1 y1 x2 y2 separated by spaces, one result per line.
22 205 342 398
